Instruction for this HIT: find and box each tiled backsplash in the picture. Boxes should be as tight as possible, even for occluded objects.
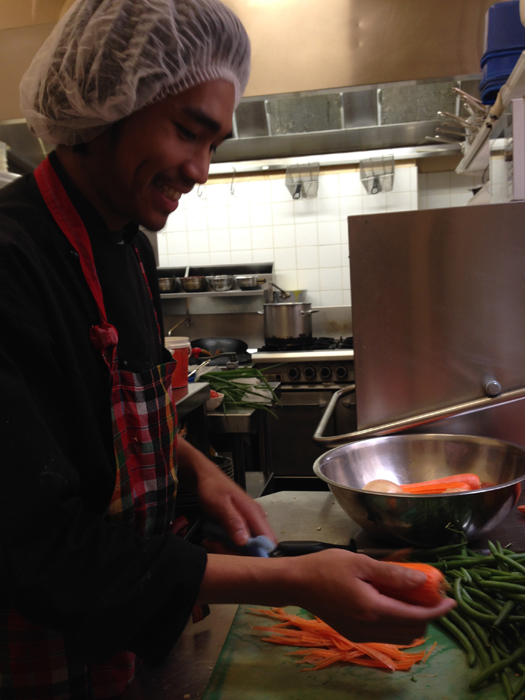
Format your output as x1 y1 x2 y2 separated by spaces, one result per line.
157 163 481 307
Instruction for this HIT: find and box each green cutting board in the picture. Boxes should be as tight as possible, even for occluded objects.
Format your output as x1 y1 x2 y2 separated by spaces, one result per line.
202 605 509 700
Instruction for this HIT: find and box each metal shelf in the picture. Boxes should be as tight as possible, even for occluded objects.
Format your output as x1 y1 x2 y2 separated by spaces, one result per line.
160 289 264 300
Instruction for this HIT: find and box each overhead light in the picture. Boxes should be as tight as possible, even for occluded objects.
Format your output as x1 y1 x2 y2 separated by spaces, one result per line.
261 165 270 170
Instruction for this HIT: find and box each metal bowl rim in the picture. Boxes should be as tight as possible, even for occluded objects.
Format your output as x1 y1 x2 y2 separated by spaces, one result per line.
313 432 525 497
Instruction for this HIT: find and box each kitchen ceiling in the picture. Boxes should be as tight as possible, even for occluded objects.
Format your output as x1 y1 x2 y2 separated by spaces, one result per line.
0 74 480 174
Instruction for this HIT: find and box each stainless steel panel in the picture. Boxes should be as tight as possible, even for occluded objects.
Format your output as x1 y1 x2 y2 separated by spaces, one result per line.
348 202 525 433
342 90 378 129
267 93 342 135
380 81 456 125
234 100 269 138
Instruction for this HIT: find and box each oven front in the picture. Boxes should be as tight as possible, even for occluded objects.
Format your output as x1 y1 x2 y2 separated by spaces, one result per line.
252 345 356 489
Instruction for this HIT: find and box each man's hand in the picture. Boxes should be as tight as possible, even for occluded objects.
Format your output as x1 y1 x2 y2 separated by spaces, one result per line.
176 437 276 546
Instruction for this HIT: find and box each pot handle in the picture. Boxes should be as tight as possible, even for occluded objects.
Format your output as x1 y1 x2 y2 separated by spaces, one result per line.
301 310 319 316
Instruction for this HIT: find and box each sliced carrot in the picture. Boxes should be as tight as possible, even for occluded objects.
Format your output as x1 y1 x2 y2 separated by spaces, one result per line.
248 607 432 673
517 505 525 515
423 641 437 662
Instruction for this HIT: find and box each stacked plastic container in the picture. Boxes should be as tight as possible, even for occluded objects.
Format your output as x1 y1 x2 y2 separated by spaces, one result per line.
480 0 525 104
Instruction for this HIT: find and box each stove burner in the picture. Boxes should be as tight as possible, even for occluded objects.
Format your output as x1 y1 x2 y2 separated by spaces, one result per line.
258 337 353 352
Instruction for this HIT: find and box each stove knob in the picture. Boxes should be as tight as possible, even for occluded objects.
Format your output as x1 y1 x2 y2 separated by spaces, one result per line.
319 366 332 381
303 366 316 380
287 366 300 380
335 366 348 380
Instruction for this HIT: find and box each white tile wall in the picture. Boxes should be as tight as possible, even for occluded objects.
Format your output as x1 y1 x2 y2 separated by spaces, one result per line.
159 165 418 307
158 164 484 307
418 171 484 210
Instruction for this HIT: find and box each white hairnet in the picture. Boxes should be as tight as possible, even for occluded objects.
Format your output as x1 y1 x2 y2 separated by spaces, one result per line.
20 0 250 146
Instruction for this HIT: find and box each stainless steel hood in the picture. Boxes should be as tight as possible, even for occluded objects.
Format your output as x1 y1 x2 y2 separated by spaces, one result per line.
0 75 480 173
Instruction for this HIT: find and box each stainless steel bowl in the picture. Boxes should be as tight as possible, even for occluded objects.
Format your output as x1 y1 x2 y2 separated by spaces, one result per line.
313 433 525 547
208 275 234 292
235 274 265 289
158 277 176 292
179 276 206 292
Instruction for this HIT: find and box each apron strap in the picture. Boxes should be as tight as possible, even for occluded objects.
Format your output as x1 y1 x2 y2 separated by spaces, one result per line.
34 157 118 356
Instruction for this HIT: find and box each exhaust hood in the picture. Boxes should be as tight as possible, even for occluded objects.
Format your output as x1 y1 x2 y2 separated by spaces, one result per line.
0 75 480 174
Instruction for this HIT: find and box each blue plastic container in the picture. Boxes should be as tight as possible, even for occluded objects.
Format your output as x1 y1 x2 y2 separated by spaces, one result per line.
479 0 525 104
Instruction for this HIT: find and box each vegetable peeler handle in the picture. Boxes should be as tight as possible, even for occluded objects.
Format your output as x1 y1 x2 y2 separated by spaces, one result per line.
273 541 357 557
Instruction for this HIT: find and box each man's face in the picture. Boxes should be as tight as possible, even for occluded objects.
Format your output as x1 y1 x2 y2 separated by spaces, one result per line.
87 79 235 231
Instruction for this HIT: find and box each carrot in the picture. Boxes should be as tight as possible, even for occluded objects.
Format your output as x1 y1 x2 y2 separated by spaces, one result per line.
375 562 448 606
399 473 481 494
518 505 525 515
249 607 432 673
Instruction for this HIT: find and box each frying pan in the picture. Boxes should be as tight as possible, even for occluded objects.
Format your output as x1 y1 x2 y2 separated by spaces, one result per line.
191 337 251 365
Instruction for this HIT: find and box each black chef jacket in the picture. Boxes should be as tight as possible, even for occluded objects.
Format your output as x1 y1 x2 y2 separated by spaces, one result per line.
0 152 207 665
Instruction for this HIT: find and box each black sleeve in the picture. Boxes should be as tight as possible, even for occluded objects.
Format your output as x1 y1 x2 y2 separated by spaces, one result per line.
0 223 207 665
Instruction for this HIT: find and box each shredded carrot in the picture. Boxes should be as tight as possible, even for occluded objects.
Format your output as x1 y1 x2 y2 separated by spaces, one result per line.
249 607 433 673
399 473 481 494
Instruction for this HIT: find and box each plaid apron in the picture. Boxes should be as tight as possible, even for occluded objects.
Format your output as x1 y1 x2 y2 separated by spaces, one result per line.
0 156 178 699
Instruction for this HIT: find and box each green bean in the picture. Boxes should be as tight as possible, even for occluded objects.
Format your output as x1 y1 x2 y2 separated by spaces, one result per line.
454 578 498 624
444 556 499 569
463 588 497 616
448 609 492 668
465 585 503 615
439 616 477 667
494 601 516 629
495 553 525 577
469 647 525 690
479 581 525 595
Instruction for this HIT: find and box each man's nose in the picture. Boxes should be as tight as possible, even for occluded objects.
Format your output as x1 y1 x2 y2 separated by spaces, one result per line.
182 148 211 186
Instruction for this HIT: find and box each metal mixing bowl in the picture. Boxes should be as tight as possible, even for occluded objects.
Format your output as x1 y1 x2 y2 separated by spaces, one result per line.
208 275 234 292
313 433 525 547
179 276 206 292
158 277 176 292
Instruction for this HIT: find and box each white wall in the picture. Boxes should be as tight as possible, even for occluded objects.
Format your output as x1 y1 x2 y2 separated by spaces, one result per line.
157 164 419 307
418 170 484 209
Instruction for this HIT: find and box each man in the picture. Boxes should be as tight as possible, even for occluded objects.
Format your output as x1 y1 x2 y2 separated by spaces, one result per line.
0 0 454 697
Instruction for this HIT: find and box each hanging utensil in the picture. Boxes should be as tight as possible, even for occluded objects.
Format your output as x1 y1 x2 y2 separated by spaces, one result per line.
269 281 290 299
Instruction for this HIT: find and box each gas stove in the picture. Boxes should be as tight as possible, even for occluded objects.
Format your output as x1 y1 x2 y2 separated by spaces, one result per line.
251 337 354 385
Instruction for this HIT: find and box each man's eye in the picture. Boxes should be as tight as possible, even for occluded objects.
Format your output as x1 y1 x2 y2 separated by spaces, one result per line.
176 124 197 141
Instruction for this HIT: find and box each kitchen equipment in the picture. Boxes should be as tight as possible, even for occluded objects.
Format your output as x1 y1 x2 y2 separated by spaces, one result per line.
207 275 234 292
191 337 251 365
340 202 525 450
480 0 525 104
158 277 176 292
164 336 191 388
261 302 319 346
313 433 525 547
268 281 290 299
273 288 306 302
234 274 266 289
179 276 206 292
285 162 320 199
251 337 355 482
359 155 394 194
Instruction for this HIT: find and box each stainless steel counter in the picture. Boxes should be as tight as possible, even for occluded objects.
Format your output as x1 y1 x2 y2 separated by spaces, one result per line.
121 489 525 699
173 382 210 419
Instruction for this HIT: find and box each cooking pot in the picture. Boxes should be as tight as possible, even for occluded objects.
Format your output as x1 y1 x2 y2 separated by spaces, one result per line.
260 302 319 345
191 337 251 365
